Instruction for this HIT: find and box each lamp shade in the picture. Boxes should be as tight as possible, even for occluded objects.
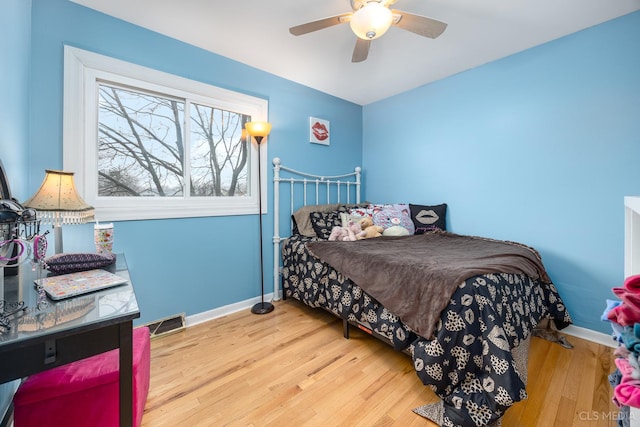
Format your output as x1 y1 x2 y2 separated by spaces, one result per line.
23 170 94 226
245 122 272 139
350 2 393 40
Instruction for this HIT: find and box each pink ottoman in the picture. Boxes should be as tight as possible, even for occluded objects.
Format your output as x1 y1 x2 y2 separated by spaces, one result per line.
13 326 151 427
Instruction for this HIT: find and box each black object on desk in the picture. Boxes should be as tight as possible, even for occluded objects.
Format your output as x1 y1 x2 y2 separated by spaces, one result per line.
0 253 140 426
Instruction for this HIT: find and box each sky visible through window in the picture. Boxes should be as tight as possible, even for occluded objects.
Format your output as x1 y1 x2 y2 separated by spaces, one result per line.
97 83 250 198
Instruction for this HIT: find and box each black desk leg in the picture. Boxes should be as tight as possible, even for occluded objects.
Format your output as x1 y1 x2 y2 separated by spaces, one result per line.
119 321 134 427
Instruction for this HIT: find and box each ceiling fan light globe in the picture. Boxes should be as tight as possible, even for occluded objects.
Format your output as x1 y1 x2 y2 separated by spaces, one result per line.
350 2 393 40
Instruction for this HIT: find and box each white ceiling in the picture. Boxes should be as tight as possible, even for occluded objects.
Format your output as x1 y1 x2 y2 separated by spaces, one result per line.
71 0 640 105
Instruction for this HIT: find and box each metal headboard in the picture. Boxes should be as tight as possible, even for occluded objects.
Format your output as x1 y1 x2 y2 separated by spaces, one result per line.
272 157 361 300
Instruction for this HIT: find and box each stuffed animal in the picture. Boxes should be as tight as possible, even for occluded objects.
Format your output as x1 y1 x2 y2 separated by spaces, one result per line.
328 221 360 241
348 220 362 237
383 225 410 236
356 217 384 240
328 226 350 241
382 218 410 236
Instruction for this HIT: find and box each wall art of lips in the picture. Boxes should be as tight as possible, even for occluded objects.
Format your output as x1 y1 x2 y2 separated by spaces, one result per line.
312 121 329 141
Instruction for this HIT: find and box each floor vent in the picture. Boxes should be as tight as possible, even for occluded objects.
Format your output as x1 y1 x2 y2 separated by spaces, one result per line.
144 313 186 339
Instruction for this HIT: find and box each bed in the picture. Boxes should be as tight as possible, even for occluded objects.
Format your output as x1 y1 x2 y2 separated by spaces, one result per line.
271 158 572 427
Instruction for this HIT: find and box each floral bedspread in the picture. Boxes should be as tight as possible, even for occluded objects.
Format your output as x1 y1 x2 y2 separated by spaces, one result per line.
280 235 572 426
282 235 416 350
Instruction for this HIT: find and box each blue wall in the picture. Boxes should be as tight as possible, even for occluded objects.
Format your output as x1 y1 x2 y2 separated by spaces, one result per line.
4 1 638 338
0 0 32 419
0 0 31 198
363 11 640 334
3 0 363 325
6 0 635 420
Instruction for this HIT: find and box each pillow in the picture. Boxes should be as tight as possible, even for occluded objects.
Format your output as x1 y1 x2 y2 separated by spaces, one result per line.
349 207 373 219
382 226 411 236
370 203 415 234
409 203 447 234
340 212 365 228
340 202 370 210
291 203 340 237
44 252 116 275
291 203 368 237
309 210 344 240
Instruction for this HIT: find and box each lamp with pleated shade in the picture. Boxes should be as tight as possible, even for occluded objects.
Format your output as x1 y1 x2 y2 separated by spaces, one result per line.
23 170 94 254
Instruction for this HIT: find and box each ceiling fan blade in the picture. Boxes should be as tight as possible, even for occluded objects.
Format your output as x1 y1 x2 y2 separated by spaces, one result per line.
391 10 447 39
352 38 370 63
289 13 352 36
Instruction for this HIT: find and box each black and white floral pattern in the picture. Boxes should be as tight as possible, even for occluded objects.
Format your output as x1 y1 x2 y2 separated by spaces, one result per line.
412 274 570 426
282 235 416 350
281 235 572 426
308 209 347 240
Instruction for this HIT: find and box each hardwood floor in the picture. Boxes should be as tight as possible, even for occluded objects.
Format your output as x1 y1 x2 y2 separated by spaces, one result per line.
141 300 619 427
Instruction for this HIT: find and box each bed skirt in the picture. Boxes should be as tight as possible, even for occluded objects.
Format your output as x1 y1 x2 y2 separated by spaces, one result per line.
412 335 530 427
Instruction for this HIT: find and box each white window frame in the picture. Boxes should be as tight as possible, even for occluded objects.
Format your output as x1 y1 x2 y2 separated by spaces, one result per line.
63 46 269 222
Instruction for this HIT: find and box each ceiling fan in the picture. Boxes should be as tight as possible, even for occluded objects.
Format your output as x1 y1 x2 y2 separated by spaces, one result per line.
289 0 447 63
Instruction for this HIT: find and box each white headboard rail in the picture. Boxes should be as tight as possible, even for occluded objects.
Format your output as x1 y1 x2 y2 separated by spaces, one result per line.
272 157 361 300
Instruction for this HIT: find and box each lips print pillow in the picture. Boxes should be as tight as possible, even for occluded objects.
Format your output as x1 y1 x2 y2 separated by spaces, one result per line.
409 203 447 234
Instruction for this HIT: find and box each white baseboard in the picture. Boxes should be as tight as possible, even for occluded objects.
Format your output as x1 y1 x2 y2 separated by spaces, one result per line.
561 324 618 348
185 293 274 327
184 296 618 350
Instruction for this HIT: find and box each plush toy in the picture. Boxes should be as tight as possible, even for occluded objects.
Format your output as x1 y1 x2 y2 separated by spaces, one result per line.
328 221 360 241
382 218 410 236
348 220 362 237
383 225 410 236
328 226 349 241
356 217 384 240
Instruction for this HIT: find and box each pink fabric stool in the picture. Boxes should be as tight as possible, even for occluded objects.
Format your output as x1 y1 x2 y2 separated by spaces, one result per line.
13 326 151 427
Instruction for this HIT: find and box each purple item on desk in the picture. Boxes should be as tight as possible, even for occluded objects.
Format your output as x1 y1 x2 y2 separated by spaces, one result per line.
44 252 116 275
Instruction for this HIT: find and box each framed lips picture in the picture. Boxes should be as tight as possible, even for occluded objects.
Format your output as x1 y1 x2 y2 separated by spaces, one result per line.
309 117 330 145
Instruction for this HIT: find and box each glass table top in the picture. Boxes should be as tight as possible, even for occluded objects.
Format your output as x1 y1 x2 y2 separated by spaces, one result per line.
0 253 139 346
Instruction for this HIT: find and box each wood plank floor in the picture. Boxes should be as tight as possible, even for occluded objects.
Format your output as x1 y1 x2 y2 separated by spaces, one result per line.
141 300 620 427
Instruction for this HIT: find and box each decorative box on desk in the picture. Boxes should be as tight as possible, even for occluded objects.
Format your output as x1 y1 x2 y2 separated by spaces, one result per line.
0 253 142 427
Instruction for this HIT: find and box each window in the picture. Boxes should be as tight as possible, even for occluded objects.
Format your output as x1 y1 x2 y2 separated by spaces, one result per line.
63 46 268 221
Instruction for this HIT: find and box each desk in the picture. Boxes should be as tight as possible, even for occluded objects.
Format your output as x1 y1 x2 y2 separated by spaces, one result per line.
0 254 140 426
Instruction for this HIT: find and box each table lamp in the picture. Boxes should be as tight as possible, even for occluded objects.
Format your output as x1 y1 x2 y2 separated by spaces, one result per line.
23 170 95 254
245 121 273 315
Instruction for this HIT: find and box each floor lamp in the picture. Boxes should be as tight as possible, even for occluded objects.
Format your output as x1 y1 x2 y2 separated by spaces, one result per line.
245 121 274 315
